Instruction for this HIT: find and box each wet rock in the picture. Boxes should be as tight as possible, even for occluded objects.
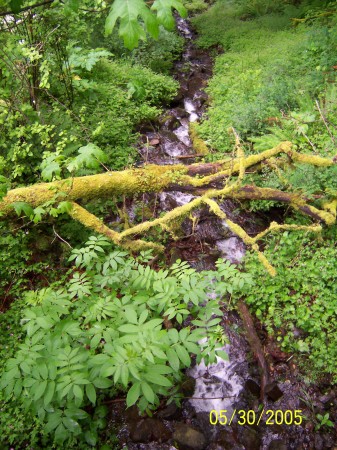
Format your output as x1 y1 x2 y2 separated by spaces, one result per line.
173 107 188 119
265 382 283 402
173 423 207 450
193 91 208 109
319 391 335 404
274 362 289 375
245 379 260 398
181 377 196 397
164 116 181 131
159 192 195 211
157 402 179 420
161 130 181 143
195 219 230 242
239 426 261 450
268 439 287 450
125 405 141 422
216 430 242 449
188 77 205 95
129 418 171 443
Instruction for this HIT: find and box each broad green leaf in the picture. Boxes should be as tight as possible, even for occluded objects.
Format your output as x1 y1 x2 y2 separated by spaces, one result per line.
216 350 229 361
175 345 191 366
63 416 81 433
152 0 187 30
11 201 34 218
67 144 107 171
124 307 138 324
168 328 179 344
141 381 154 403
55 423 68 444
44 381 56 407
41 161 61 181
105 0 160 49
126 382 141 407
149 364 173 375
138 309 149 324
73 385 83 403
86 383 97 405
85 430 98 446
144 372 172 387
167 348 180 371
93 378 113 389
45 411 63 433
9 0 24 13
34 379 48 401
118 324 139 333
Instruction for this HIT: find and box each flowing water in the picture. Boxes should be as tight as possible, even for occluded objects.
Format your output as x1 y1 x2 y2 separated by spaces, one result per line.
110 17 337 450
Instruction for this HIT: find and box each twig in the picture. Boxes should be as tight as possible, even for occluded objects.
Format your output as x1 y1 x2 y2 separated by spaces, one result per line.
52 225 72 248
315 98 336 145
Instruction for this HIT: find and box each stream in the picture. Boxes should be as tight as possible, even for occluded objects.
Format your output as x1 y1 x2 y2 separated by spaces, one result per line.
108 17 337 450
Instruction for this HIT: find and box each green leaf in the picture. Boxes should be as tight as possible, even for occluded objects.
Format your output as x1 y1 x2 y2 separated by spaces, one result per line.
63 416 81 433
124 307 138 324
34 379 48 401
175 345 191 367
11 201 34 218
67 144 107 171
126 382 141 407
151 0 187 30
84 430 98 446
138 309 149 324
105 0 160 49
73 384 83 403
141 381 155 403
167 348 180 371
144 372 172 387
215 350 229 361
41 161 61 181
44 381 56 406
168 328 179 344
93 378 113 389
85 383 97 405
118 324 139 333
55 423 68 444
45 411 63 433
9 0 24 13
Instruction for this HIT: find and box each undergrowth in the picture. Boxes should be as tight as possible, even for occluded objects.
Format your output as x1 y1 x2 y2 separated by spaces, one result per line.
192 0 337 153
239 229 337 381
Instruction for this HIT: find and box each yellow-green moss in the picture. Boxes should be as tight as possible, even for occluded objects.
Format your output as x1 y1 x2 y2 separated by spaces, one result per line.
189 122 209 155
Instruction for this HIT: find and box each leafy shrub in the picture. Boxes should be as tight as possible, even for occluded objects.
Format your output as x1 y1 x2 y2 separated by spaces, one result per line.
1 236 252 446
131 28 184 74
239 230 337 380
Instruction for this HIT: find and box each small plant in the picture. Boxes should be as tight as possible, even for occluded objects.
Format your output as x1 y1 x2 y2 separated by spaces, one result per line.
315 413 334 431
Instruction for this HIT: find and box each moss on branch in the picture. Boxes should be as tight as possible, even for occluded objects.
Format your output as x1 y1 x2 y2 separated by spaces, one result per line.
1 141 337 276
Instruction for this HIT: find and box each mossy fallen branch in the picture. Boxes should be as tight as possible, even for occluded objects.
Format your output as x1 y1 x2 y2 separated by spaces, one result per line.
1 141 337 275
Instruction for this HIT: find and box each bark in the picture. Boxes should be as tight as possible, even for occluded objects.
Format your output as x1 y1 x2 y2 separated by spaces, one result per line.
237 300 270 401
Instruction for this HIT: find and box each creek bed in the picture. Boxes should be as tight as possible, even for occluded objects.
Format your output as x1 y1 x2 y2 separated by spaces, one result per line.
108 16 337 450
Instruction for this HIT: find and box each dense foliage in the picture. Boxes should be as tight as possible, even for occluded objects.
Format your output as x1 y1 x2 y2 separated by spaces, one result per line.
0 237 252 446
1 0 337 447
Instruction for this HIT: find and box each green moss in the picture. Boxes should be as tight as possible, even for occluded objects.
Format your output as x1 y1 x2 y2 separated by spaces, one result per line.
189 122 209 155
